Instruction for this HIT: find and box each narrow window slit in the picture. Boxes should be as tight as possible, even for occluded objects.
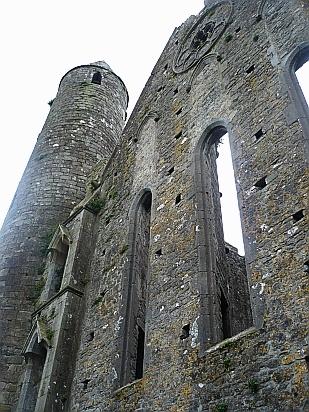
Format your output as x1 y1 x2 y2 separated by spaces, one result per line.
304 260 309 273
167 166 175 175
221 290 231 339
293 210 304 222
254 176 267 190
135 327 145 380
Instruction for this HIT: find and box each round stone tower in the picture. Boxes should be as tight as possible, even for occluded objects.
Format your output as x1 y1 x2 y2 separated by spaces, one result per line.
0 61 128 411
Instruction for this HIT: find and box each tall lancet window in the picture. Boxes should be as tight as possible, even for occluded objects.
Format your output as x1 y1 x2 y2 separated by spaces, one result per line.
194 124 252 349
119 190 152 386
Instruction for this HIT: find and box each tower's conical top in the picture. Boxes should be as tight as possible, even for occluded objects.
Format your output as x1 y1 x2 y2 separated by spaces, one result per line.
91 60 112 71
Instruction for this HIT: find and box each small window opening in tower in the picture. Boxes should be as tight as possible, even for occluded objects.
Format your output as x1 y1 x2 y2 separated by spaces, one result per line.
295 60 309 106
216 134 244 255
91 72 102 85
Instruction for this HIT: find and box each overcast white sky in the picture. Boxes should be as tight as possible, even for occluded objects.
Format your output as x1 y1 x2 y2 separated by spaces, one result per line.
0 1 308 255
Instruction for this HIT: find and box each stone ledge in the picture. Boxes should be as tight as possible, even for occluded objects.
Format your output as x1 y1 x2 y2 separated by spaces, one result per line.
32 285 84 318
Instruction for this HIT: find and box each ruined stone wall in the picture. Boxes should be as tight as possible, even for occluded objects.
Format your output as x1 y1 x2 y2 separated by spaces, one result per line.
2 0 309 411
68 0 309 410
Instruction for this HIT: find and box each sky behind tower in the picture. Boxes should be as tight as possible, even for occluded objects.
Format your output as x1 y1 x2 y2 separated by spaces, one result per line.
0 1 308 254
0 0 203 227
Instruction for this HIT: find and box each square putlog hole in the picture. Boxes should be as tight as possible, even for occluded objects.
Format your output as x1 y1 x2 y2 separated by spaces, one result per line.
293 210 304 222
254 176 267 190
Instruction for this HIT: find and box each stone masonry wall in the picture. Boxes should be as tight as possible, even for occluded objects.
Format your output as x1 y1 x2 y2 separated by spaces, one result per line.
67 1 308 410
1 0 309 411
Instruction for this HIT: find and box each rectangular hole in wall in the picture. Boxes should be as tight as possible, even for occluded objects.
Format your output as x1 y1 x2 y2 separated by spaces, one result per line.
86 331 94 342
175 194 182 205
176 108 182 116
155 248 162 256
175 131 182 140
82 379 90 390
304 260 309 273
254 176 267 190
167 166 175 175
254 128 264 140
293 210 304 222
246 64 255 74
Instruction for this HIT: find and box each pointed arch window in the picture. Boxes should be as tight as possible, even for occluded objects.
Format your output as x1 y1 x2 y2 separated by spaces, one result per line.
194 123 252 349
118 190 152 386
284 42 309 154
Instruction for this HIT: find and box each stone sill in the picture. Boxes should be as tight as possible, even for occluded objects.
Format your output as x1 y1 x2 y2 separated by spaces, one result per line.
204 326 258 355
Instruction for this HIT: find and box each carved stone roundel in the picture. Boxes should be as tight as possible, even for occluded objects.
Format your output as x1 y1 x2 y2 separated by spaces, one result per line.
173 1 233 74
